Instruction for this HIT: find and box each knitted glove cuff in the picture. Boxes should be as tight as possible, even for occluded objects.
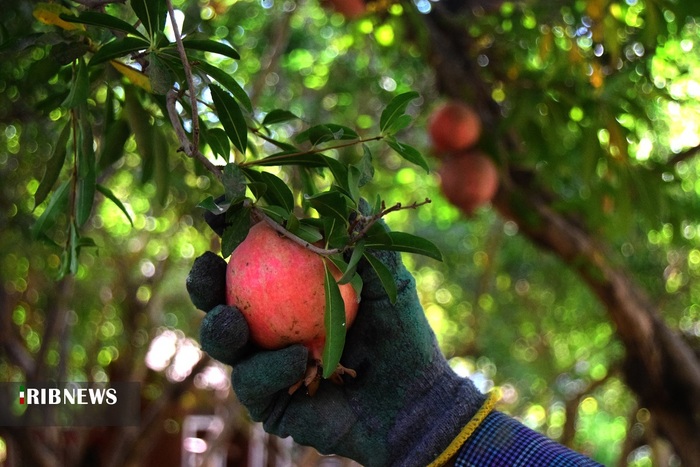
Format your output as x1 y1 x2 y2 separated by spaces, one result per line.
388 359 487 467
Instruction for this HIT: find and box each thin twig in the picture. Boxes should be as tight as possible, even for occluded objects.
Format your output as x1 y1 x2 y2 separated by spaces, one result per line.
166 0 200 151
246 198 432 257
240 135 384 167
166 90 222 180
350 198 432 241
247 201 344 256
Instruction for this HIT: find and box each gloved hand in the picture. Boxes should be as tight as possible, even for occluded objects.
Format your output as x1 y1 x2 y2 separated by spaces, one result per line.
187 220 487 467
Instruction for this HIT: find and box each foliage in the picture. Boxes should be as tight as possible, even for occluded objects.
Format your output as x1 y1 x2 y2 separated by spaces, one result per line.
1 0 700 465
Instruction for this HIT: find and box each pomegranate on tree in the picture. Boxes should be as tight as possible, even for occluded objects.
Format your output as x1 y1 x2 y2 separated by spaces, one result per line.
226 221 360 390
439 150 499 215
428 101 482 155
322 0 366 19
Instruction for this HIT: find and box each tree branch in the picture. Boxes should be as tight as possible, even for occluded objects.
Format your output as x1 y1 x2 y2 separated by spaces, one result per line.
165 0 199 151
166 90 222 181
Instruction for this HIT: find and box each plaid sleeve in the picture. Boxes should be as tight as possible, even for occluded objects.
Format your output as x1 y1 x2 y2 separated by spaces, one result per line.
454 411 603 466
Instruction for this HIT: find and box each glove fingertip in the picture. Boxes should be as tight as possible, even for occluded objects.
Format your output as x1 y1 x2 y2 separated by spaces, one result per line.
187 252 227 311
200 305 250 365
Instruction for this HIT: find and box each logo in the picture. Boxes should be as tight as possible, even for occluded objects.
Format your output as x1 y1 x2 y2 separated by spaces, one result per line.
1 382 141 427
18 384 118 406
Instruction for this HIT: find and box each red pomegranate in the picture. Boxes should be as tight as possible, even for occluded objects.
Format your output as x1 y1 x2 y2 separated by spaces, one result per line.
439 151 499 215
322 0 366 19
428 101 482 155
226 222 359 364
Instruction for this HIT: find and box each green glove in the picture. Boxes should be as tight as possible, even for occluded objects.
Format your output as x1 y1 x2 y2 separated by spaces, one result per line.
187 234 486 466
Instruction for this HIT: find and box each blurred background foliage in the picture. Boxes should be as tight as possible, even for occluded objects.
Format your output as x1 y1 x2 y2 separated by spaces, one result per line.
1 0 700 465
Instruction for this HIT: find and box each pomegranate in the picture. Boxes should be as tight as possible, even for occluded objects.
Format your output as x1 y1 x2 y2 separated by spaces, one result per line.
439 150 499 215
428 101 482 155
322 0 366 19
226 221 359 380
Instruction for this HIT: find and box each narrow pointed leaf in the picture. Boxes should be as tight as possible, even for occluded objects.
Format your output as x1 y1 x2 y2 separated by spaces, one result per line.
386 137 430 173
196 62 252 112
362 251 397 304
207 127 230 160
31 180 70 239
60 11 145 38
110 60 152 93
262 109 300 126
98 119 131 171
131 0 166 38
321 261 347 379
254 152 326 167
365 231 443 261
89 37 150 66
76 105 96 227
355 145 374 187
222 205 251 257
97 184 134 226
306 190 349 223
63 57 89 108
338 240 365 285
182 38 240 59
210 84 247 154
242 169 294 213
223 163 247 204
380 91 419 133
35 120 70 207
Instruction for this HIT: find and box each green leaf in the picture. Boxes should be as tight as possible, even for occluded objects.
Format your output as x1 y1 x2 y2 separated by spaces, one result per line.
306 190 349 223
321 260 348 379
347 165 361 204
222 204 251 257
35 120 70 207
293 221 324 244
97 119 130 171
296 124 359 146
365 231 443 261
147 52 173 95
322 216 350 249
338 240 365 285
31 180 70 239
206 127 230 160
362 251 397 304
327 254 363 295
97 184 134 227
197 195 230 215
210 84 247 154
76 105 96 227
123 87 155 180
355 145 374 187
89 37 150 66
223 163 247 204
131 0 166 39
59 11 145 38
380 91 419 134
196 62 252 112
62 57 89 108
254 151 326 167
243 169 294 213
386 137 430 173
181 38 240 59
262 109 300 126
